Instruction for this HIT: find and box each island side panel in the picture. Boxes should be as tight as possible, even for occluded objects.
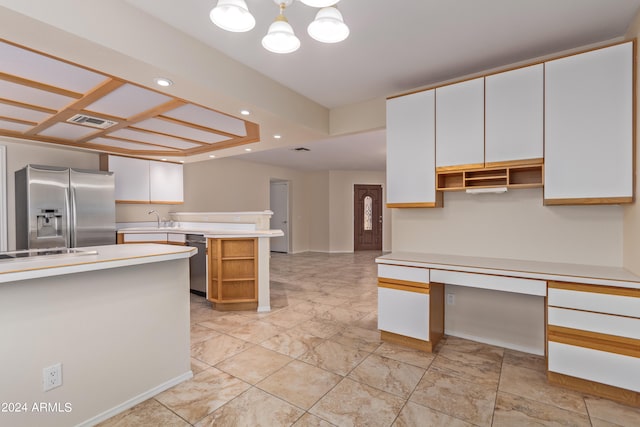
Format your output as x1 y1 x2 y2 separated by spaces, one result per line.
0 258 191 427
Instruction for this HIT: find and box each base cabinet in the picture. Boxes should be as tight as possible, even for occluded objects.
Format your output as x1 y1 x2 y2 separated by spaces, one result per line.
377 265 443 352
208 238 258 311
547 281 640 406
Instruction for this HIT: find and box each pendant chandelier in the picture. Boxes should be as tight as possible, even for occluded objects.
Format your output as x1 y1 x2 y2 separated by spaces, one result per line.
210 0 350 54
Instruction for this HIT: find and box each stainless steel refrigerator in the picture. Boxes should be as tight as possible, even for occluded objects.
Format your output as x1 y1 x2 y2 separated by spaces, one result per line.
15 165 116 249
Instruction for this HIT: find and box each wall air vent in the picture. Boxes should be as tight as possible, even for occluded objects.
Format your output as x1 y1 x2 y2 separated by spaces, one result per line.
66 114 118 129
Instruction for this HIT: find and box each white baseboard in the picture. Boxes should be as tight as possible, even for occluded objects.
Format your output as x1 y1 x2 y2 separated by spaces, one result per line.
444 329 545 356
257 305 271 312
77 371 193 427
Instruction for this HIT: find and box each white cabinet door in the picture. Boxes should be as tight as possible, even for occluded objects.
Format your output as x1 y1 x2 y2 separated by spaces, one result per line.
485 64 543 165
386 90 438 207
107 155 149 202
544 42 633 204
149 161 183 204
436 77 485 170
378 287 430 341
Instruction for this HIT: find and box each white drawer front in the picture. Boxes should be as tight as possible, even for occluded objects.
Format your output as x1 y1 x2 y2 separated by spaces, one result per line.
378 264 429 283
548 342 640 392
430 270 546 296
167 233 186 243
123 233 167 243
378 287 429 341
548 307 640 340
548 288 640 318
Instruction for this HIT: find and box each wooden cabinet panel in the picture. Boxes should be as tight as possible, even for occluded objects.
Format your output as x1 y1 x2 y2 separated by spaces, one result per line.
107 155 149 202
544 42 633 204
149 161 183 204
485 64 543 166
386 90 439 207
435 77 484 170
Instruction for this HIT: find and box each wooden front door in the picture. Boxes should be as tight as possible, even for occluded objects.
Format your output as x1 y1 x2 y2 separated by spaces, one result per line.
354 184 382 251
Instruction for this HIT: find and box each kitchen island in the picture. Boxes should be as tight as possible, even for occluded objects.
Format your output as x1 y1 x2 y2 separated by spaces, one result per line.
117 210 284 312
0 244 195 427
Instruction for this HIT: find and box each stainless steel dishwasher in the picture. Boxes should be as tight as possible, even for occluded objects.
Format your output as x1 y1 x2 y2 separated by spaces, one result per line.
186 234 206 296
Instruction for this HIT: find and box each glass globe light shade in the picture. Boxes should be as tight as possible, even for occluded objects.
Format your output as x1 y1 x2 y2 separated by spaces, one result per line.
262 18 301 54
299 0 340 7
210 0 256 32
307 6 350 43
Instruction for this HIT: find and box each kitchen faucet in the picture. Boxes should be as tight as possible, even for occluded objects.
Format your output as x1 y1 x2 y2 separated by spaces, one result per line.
148 210 160 228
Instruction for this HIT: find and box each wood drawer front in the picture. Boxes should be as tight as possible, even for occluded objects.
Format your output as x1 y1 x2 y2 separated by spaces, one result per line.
548 307 640 340
123 233 167 243
378 264 429 283
548 288 640 318
430 270 546 296
378 287 429 341
548 341 640 393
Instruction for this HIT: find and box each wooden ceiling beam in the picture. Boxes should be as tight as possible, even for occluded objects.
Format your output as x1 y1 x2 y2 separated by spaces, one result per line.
0 71 83 99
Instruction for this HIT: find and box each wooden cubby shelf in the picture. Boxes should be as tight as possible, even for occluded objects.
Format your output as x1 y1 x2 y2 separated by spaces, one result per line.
208 237 258 310
437 163 543 191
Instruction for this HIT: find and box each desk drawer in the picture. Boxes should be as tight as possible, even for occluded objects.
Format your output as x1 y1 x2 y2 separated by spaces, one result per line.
430 270 546 296
548 307 640 340
548 342 640 393
548 283 640 318
123 233 167 243
378 264 429 284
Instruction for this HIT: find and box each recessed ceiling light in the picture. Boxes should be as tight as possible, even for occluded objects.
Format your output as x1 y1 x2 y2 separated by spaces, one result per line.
154 77 173 87
245 148 252 152
240 109 251 116
274 134 281 139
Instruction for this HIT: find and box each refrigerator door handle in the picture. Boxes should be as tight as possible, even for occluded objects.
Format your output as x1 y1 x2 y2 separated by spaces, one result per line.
69 187 77 248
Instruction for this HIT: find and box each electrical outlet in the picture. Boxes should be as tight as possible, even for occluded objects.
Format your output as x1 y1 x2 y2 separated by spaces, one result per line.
43 363 62 392
446 293 455 305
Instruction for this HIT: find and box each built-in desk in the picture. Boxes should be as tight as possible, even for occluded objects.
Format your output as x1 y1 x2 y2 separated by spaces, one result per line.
376 252 640 407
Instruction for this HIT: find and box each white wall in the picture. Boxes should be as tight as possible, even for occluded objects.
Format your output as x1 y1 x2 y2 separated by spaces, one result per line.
393 188 623 265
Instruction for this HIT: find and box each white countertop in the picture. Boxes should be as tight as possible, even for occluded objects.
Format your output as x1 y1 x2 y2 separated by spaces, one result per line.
0 244 196 284
377 252 640 289
118 227 284 238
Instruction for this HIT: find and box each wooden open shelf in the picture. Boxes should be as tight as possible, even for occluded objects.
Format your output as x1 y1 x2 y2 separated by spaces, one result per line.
208 237 258 310
437 163 543 191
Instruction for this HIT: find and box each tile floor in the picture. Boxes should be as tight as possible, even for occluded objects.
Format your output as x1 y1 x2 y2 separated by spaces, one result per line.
100 251 640 427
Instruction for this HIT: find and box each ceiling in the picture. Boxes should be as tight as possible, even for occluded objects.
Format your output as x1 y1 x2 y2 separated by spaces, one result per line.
0 40 259 157
1 0 639 170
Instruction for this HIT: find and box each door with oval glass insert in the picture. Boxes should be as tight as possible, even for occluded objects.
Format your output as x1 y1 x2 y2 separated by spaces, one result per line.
354 184 382 251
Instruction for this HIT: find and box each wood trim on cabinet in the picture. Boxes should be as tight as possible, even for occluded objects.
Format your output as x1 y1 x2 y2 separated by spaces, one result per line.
547 325 640 358
484 158 544 169
429 282 445 345
115 200 150 204
436 163 485 173
149 201 184 205
387 202 437 208
380 330 434 352
378 279 430 294
549 281 640 298
543 197 634 206
548 371 640 408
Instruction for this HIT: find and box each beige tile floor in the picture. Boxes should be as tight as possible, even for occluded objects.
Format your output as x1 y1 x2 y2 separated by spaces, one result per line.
100 251 640 427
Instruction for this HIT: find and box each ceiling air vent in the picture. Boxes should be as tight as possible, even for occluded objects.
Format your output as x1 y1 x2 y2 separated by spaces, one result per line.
67 114 118 129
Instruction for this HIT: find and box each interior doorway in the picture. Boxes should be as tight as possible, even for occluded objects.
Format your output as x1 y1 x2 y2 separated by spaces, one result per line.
270 180 290 253
354 184 382 251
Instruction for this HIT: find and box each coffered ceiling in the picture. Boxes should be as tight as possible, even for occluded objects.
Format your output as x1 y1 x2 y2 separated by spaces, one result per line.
0 39 259 157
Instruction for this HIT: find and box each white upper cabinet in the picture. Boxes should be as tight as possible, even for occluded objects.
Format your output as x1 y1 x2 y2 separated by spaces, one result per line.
386 89 439 207
103 155 184 204
435 77 484 170
107 155 150 202
149 161 183 204
485 64 544 166
544 42 633 204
